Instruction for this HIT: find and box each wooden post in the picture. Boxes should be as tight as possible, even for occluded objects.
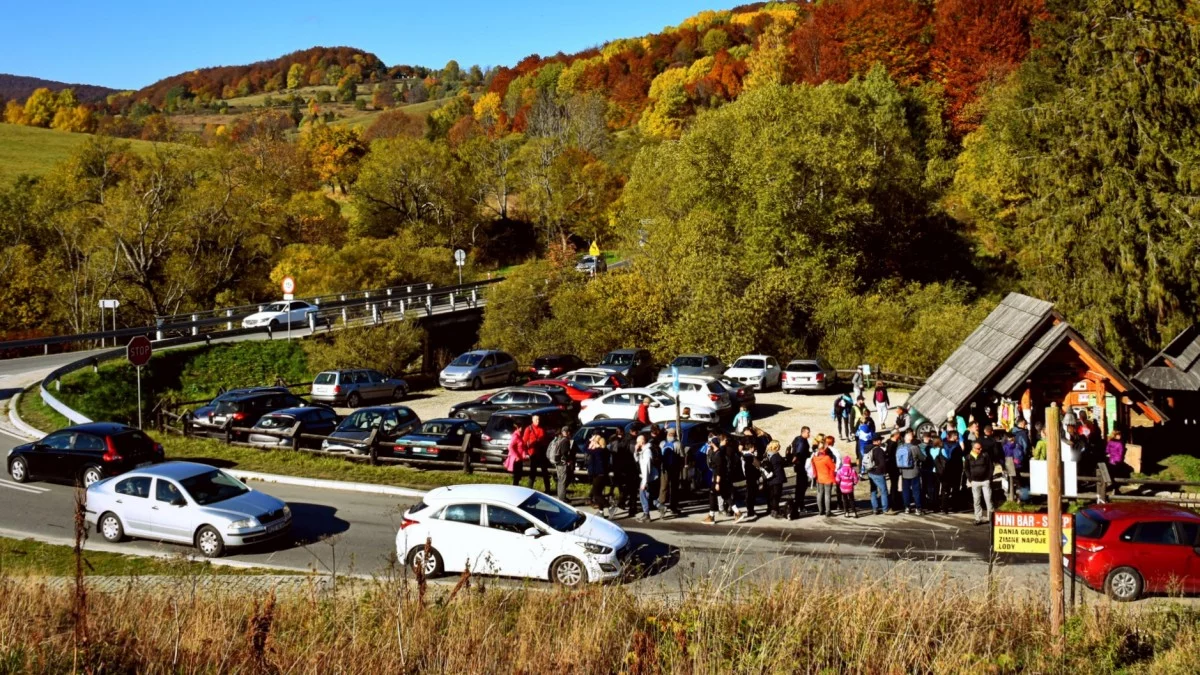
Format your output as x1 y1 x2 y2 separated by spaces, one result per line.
366 427 380 466
460 435 474 475
291 421 303 453
1046 406 1065 650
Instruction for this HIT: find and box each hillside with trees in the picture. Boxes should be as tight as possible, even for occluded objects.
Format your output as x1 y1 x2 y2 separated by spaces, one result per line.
0 74 116 104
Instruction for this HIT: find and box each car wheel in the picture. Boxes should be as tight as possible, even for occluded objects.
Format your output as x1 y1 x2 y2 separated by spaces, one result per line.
81 466 103 488
9 457 29 483
393 387 406 402
506 372 516 385
472 377 482 390
195 525 226 558
551 556 588 587
410 547 444 578
269 319 280 331
99 512 125 543
347 392 362 408
1105 566 1143 602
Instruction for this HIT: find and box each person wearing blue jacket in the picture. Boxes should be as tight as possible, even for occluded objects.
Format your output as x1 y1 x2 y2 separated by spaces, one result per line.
855 419 874 465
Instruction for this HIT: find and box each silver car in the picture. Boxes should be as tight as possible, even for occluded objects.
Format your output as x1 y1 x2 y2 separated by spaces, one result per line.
85 461 291 558
439 350 518 390
782 358 838 393
657 354 726 381
311 369 409 407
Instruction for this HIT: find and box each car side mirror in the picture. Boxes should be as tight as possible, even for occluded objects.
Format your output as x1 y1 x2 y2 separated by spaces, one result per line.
523 527 543 538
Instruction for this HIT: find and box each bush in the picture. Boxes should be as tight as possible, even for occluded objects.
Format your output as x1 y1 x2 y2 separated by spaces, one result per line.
303 322 422 376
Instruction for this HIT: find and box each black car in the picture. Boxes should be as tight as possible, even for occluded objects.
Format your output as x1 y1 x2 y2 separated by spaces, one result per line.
321 406 421 455
479 407 574 463
570 419 641 467
8 423 164 487
188 386 289 435
448 387 577 425
528 354 590 379
594 348 656 387
207 391 311 437
246 406 341 449
393 418 483 462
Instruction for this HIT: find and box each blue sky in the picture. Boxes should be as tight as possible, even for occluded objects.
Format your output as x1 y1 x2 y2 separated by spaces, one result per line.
0 1 719 90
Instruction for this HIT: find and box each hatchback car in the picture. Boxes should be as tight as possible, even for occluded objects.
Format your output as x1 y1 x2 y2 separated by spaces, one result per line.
1069 502 1200 601
396 484 629 586
657 354 726 381
241 300 319 330
575 255 608 275
208 391 310 437
724 355 783 391
394 418 483 462
246 406 341 449
188 386 288 436
647 376 733 416
448 387 576 424
8 423 164 487
439 350 519 390
562 369 629 395
529 354 590 378
525 378 599 402
578 388 719 425
479 408 573 463
782 358 838 393
321 406 421 454
86 461 291 558
310 369 408 408
594 349 656 387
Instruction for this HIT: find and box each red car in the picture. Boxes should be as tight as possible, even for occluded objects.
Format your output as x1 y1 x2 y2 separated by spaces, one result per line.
1069 502 1200 601
525 379 598 402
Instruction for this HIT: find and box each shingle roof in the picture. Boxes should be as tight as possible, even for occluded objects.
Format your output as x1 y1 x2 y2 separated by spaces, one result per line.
994 322 1072 396
1134 325 1200 392
907 293 1055 422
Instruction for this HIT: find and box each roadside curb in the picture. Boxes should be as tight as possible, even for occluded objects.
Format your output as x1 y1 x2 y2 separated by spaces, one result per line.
227 470 428 498
5 390 44 440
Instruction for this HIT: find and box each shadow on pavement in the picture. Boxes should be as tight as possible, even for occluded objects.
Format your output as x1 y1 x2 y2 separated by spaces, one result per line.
751 403 789 422
279 502 351 548
0 387 20 403
625 530 681 581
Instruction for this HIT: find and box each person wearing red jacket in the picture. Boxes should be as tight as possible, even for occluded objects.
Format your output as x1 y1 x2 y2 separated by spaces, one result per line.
505 420 529 486
521 414 552 493
636 397 651 425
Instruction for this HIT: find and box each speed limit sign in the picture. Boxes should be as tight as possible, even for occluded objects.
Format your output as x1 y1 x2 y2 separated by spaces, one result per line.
281 276 296 299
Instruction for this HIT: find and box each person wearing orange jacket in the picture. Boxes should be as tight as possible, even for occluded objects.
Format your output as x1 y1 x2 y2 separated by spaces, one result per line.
811 443 838 517
521 415 551 493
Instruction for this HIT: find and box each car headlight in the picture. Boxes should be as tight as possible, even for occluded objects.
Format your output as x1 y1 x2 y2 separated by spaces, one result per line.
578 542 613 555
228 517 260 531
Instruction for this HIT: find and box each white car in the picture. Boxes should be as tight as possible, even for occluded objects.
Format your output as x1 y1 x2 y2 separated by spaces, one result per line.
782 358 838 393
396 484 629 586
724 354 783 391
241 300 319 330
578 388 719 424
647 376 732 414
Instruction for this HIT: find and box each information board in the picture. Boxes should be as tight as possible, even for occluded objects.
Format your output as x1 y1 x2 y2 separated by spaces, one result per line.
993 512 1073 554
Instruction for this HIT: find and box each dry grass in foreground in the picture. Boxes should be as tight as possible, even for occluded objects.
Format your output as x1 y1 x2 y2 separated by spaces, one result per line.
1 565 1198 675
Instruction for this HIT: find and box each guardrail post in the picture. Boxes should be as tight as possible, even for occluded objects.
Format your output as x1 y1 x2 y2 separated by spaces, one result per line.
460 435 473 475
156 329 164 340
387 288 392 307
225 309 233 330
341 307 348 325
371 303 379 324
399 299 405 316
291 420 303 453
471 289 477 306
308 313 316 333
426 295 432 315
407 286 412 295
258 305 264 312
427 283 433 291
450 293 456 312
44 345 49 355
190 314 199 336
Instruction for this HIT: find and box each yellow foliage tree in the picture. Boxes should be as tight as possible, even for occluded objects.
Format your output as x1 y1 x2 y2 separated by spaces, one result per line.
744 22 790 91
300 123 366 194
473 91 503 131
287 63 306 90
22 88 57 127
638 68 690 139
3 100 23 124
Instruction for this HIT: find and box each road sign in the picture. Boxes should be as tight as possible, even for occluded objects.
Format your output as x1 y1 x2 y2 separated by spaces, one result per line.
671 365 680 393
98 299 120 309
454 249 467 266
992 512 1074 554
281 276 296 295
126 336 152 367
589 241 600 257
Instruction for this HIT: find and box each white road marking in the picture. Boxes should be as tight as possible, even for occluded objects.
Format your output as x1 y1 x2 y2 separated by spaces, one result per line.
0 479 50 494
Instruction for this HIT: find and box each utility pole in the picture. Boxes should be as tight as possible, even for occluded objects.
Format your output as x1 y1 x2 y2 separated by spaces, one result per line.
1046 406 1064 651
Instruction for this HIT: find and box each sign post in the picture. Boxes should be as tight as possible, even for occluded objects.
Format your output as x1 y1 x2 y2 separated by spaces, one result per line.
98 299 119 347
1046 406 1065 650
454 249 466 286
281 276 296 341
671 364 681 443
126 336 152 429
589 241 600 257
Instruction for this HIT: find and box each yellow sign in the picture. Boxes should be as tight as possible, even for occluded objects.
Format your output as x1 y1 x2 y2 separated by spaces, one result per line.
992 512 1073 554
588 240 600 256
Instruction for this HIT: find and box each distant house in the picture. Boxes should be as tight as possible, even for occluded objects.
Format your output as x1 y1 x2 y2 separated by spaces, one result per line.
907 293 1165 436
1134 325 1200 426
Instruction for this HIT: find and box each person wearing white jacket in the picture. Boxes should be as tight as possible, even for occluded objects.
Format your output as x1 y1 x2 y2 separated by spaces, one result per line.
635 434 659 522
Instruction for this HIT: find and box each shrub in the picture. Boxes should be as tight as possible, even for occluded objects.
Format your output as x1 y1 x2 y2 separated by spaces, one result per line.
303 322 422 376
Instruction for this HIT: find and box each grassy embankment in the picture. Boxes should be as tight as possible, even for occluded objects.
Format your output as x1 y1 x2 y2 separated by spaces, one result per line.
0 124 169 184
1 568 1197 672
0 536 280 577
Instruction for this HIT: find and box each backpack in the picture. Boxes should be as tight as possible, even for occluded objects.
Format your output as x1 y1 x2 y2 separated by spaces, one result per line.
861 447 876 472
875 388 886 403
896 443 914 470
650 442 663 470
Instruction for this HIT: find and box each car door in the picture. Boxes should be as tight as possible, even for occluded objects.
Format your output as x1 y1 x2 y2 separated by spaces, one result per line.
428 503 482 574
151 478 193 542
361 370 384 401
32 431 74 478
482 504 547 578
71 432 109 475
1177 522 1200 592
112 476 155 536
1121 521 1194 591
765 357 781 387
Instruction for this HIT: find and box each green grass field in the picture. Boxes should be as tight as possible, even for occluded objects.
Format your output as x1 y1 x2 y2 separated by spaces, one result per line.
0 124 169 185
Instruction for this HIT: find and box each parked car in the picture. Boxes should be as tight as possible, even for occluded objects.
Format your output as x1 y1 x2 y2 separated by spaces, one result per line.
8 423 164 487
86 461 291 558
570 419 641 466
310 369 409 407
657 354 726 381
208 391 310 437
562 369 629 395
1069 502 1200 601
717 376 757 408
439 350 519 390
448 387 576 425
529 354 590 378
782 358 838 393
594 349 656 387
241 300 319 330
246 406 341 449
578 388 719 425
575 255 608 275
525 378 599 402
321 406 421 455
724 355 783 391
479 407 574 463
646 376 733 416
394 418 483 462
396 484 629 586
188 386 289 436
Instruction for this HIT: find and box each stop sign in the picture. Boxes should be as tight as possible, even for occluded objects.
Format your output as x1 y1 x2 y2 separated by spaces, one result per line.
126 336 152 367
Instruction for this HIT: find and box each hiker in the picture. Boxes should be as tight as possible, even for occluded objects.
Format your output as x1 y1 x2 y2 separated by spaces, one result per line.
610 428 638 518
1002 431 1026 480
812 441 838 517
522 415 552 493
586 434 611 516
873 382 891 428
790 426 812 516
764 440 787 519
733 404 752 434
896 430 923 515
919 431 938 507
547 426 574 502
736 434 761 523
884 430 902 507
893 405 910 434
835 455 859 518
933 431 963 513
823 434 841 464
863 435 891 515
832 394 854 441
703 433 730 525
851 366 864 401
855 416 874 465
1013 418 1031 459
964 441 994 525
635 433 659 522
659 428 683 518
505 419 529 486
853 397 873 433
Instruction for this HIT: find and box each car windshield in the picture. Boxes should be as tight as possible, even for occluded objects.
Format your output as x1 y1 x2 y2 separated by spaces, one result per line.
533 356 563 368
264 302 289 312
733 358 765 369
179 469 250 506
787 362 821 372
451 353 485 367
314 372 337 385
418 422 456 435
600 352 633 366
339 410 383 431
256 415 293 430
672 356 703 368
519 492 584 532
1076 509 1109 539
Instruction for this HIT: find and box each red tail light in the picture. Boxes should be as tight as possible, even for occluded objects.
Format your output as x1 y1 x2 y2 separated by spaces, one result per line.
816 372 825 382
232 412 246 422
333 385 341 394
709 394 720 402
551 367 563 374
482 434 492 442
400 517 419 530
103 436 122 463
